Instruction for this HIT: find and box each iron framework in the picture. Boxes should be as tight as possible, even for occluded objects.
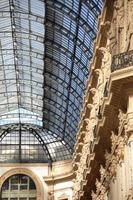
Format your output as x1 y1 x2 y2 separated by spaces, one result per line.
0 0 102 163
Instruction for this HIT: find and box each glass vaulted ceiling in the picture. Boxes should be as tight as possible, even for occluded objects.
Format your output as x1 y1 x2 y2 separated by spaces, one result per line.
0 0 102 163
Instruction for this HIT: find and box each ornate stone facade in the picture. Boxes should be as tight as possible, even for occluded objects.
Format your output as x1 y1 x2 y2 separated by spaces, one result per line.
73 0 133 199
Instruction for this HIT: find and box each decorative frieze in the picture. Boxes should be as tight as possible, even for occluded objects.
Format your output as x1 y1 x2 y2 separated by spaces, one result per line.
73 0 133 199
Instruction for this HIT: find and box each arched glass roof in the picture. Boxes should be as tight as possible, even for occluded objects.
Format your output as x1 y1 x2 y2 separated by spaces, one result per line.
0 0 102 163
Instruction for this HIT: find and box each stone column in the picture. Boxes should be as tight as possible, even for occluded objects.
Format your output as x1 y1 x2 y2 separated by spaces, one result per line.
125 92 133 197
121 162 126 200
127 135 133 197
127 92 133 133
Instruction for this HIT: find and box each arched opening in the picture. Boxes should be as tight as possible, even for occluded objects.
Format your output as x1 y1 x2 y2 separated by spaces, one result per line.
1 174 37 200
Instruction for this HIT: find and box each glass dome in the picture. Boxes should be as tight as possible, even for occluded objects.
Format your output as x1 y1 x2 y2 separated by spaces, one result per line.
0 0 102 163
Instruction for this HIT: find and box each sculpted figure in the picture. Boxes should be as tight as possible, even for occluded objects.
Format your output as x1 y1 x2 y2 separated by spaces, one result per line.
80 148 87 171
115 0 124 52
111 131 118 147
125 1 133 51
87 103 97 125
95 178 101 192
108 2 117 55
99 47 111 85
105 150 111 167
86 103 98 142
100 165 105 181
76 170 82 183
109 0 124 54
91 190 97 200
95 69 104 104
85 118 94 142
100 185 108 200
116 136 124 161
90 88 100 112
118 109 126 127
109 155 117 177
74 179 81 193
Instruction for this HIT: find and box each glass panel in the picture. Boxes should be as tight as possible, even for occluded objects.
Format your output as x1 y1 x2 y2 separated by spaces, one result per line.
19 198 27 200
0 0 102 162
11 185 18 190
1 174 36 200
10 198 18 200
20 185 28 190
29 198 36 200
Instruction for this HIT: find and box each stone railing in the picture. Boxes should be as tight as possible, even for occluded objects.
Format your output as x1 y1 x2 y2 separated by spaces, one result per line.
111 50 133 72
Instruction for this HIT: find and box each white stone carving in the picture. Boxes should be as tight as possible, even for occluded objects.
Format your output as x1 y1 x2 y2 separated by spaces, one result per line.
85 118 94 142
100 165 105 181
95 178 101 192
95 68 104 104
91 190 97 200
125 0 133 51
118 109 126 128
99 47 111 85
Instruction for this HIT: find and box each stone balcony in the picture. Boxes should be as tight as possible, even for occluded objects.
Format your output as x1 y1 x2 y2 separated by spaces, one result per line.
111 50 133 72
73 49 133 199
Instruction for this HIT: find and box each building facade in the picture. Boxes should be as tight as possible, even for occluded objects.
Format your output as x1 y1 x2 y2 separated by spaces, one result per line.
73 0 133 199
1 0 133 200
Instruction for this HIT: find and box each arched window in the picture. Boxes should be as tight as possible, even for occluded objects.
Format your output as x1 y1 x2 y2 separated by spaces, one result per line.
1 174 37 200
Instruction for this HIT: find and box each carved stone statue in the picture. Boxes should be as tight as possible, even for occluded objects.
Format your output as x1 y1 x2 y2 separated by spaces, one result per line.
108 3 117 55
116 136 124 161
90 88 100 113
100 165 105 181
74 179 81 193
99 47 111 85
91 190 97 200
105 150 111 167
111 131 118 148
100 185 107 200
85 118 94 142
118 109 126 128
115 0 124 52
95 69 104 104
109 0 124 54
87 103 97 125
109 155 117 177
125 1 133 51
76 170 82 185
95 178 101 192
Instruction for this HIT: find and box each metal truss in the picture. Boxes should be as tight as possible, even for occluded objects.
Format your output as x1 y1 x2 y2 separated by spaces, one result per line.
0 0 102 163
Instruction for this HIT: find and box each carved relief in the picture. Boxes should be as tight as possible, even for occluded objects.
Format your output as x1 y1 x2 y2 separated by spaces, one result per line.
100 185 107 200
108 3 117 55
95 178 101 192
109 155 117 177
85 118 94 142
91 190 97 200
95 69 104 104
110 131 118 152
116 136 124 161
125 0 133 51
107 0 133 52
100 165 105 181
90 88 100 112
99 47 111 85
105 150 111 167
118 109 126 128
74 171 82 192
109 0 124 54
115 0 124 52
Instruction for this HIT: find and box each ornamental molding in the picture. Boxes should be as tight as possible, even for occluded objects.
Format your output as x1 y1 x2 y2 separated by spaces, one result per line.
0 168 44 200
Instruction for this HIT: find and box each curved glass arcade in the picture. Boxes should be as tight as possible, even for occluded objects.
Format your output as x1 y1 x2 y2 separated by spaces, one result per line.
0 0 102 163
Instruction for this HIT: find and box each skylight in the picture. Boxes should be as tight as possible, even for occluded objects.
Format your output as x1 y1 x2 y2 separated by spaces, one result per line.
0 0 102 163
